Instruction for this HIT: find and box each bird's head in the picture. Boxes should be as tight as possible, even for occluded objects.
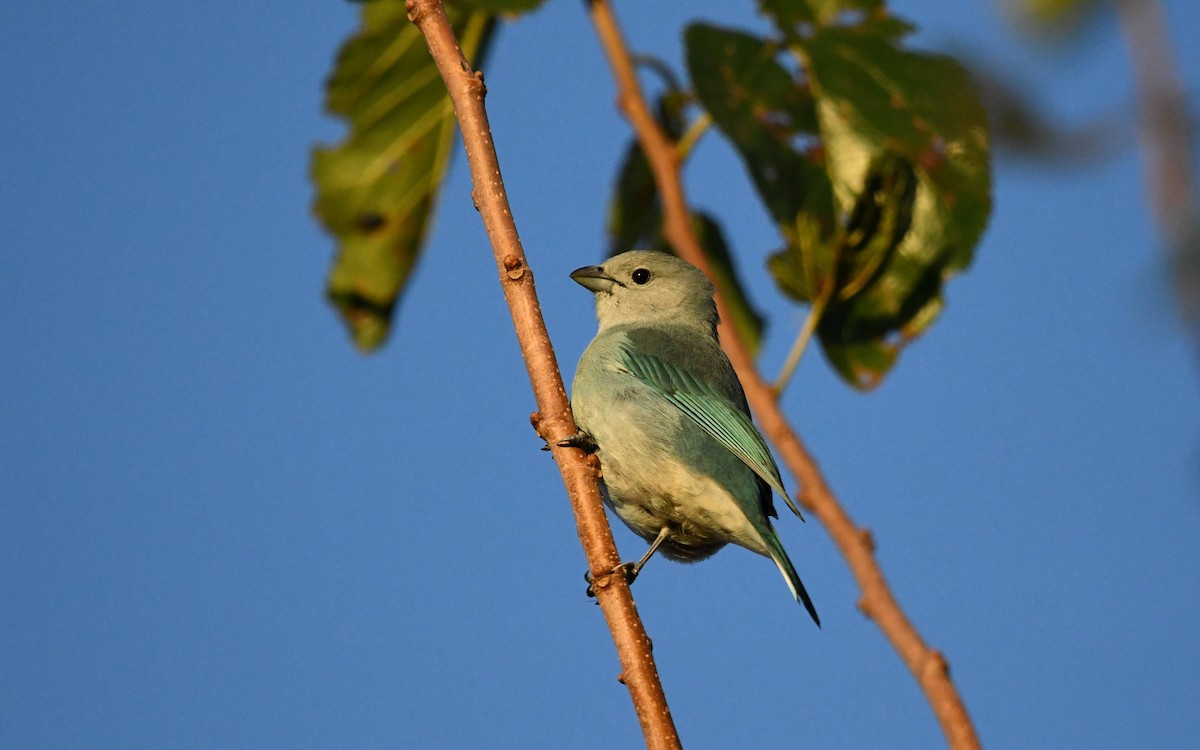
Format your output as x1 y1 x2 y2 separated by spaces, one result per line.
570 250 718 333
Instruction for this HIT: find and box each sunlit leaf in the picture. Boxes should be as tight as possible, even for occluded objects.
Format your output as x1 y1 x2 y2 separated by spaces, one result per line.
794 19 991 387
686 13 989 389
766 210 836 305
685 23 826 233
312 3 494 351
835 152 917 299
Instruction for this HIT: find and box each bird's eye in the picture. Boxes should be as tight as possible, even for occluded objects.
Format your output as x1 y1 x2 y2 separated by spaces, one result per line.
631 268 651 285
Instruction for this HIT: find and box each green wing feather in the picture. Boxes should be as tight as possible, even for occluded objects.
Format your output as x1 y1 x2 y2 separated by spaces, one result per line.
617 345 805 521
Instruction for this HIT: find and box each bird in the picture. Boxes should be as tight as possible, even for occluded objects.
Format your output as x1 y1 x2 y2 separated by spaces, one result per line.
566 250 819 625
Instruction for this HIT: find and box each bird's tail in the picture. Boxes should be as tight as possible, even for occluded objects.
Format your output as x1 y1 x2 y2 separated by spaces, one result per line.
763 530 820 627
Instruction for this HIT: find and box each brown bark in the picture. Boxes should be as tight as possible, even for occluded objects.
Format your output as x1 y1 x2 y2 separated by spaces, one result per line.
404 2 680 748
586 1 983 748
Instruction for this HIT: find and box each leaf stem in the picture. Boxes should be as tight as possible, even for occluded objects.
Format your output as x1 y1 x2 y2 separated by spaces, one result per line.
676 111 711 160
773 291 827 397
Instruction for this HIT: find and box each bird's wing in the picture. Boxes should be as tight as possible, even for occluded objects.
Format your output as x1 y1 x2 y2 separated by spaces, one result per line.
617 344 804 521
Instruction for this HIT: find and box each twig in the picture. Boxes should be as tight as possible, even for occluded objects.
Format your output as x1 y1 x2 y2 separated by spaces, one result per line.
1114 0 1200 327
586 1 982 748
404 2 680 748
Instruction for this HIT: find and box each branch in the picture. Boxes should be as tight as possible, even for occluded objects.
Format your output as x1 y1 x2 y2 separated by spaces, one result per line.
1114 0 1200 329
586 2 982 748
404 2 680 748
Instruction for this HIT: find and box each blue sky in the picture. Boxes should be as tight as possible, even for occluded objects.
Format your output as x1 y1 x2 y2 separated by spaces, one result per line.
2 1 1198 747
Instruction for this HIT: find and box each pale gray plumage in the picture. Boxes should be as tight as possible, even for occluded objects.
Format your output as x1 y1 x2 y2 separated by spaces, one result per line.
569 250 819 625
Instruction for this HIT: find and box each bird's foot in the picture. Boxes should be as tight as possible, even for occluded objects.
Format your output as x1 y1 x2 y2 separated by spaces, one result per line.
583 562 639 598
532 413 596 453
616 561 639 585
556 431 599 454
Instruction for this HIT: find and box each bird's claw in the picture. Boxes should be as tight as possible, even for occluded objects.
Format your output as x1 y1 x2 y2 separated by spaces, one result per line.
617 561 639 585
583 562 639 598
557 431 599 454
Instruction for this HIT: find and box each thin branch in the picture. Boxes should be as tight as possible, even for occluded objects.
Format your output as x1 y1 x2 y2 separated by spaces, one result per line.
1114 0 1200 328
586 2 982 749
404 2 680 748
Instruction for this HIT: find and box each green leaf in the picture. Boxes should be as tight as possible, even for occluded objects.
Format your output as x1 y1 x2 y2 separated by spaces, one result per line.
684 214 767 353
685 22 837 357
459 0 545 13
799 21 990 266
685 23 826 233
766 210 836 304
767 152 915 304
606 149 768 353
793 19 991 388
1008 0 1105 39
688 15 989 389
604 81 767 354
606 87 686 256
836 151 917 299
607 141 659 256
312 3 494 351
758 0 885 28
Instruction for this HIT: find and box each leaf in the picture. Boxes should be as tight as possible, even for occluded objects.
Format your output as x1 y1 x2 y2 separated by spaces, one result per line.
768 151 916 388
459 0 545 12
687 15 989 389
684 214 768 353
793 19 991 388
605 85 767 354
606 87 686 257
757 0 885 28
800 22 990 265
686 22 840 358
836 151 917 299
766 211 836 304
606 143 767 353
1008 0 1105 39
685 23 826 234
607 141 660 256
312 3 494 351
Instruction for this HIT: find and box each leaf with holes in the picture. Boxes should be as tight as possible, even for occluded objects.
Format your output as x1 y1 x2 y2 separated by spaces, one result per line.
794 18 991 388
685 23 827 235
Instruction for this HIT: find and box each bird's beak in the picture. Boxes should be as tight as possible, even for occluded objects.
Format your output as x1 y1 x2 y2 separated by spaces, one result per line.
570 265 620 294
